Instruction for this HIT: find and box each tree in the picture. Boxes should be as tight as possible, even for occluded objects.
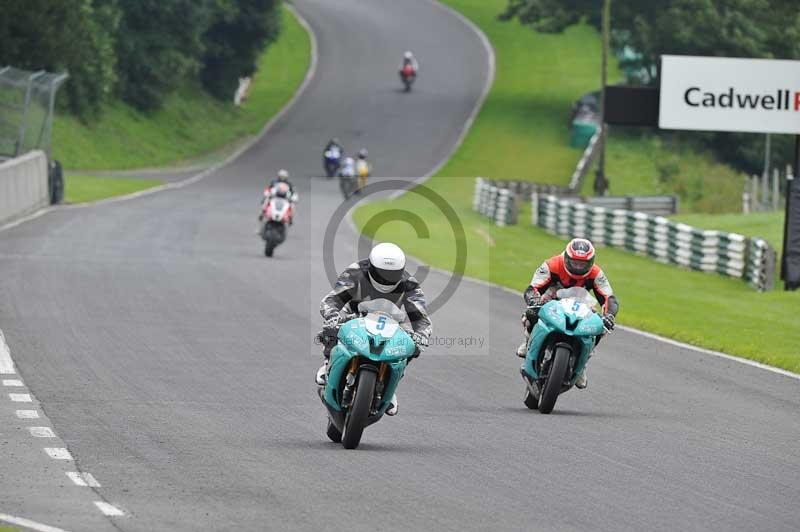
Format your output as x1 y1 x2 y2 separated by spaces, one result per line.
200 0 281 100
0 0 119 118
114 0 213 110
500 0 800 173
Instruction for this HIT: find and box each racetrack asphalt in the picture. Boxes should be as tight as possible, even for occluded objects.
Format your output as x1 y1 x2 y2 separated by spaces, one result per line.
0 1 798 531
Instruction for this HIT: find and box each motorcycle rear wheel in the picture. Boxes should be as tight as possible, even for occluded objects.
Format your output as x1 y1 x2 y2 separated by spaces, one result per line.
342 369 376 449
538 345 570 414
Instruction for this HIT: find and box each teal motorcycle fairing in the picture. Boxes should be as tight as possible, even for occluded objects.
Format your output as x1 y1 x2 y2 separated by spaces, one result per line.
524 288 605 387
323 313 416 415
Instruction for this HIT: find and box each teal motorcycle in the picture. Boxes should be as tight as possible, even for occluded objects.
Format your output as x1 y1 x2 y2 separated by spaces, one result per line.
318 299 417 449
520 287 605 414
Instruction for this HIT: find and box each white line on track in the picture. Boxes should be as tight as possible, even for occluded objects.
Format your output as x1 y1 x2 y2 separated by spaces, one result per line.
9 392 32 402
617 325 800 381
2 378 23 386
93 502 124 517
0 512 70 532
44 448 73 460
29 426 56 438
66 472 101 488
0 329 15 374
16 409 40 418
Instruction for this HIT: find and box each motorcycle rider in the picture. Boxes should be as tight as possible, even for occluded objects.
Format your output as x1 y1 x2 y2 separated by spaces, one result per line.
260 169 297 224
517 238 618 389
338 156 357 189
400 51 419 73
355 148 370 192
324 137 343 155
315 242 433 416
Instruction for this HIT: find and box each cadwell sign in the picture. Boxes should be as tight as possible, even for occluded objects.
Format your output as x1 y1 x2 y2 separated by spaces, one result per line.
659 55 800 134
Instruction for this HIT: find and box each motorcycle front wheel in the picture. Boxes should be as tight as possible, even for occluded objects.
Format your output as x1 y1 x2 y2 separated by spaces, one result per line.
342 369 377 449
538 345 570 414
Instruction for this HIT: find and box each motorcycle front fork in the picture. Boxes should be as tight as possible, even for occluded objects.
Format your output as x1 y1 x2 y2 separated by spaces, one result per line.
341 359 388 413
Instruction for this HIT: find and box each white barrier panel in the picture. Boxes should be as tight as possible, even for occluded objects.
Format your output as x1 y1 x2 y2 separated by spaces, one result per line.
0 150 49 225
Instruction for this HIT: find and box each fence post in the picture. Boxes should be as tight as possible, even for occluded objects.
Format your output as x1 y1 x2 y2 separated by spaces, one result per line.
750 175 759 211
772 168 780 211
531 191 539 226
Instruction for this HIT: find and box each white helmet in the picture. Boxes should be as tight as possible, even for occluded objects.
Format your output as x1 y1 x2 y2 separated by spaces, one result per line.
368 243 406 293
404 51 413 59
277 169 289 180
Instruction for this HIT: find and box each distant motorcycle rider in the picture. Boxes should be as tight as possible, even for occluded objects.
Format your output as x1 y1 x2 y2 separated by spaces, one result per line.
517 238 619 389
338 156 356 179
315 243 433 416
400 51 419 72
324 137 343 155
260 169 297 223
355 148 370 192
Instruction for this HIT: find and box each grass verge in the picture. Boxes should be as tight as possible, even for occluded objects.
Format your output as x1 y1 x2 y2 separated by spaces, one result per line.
53 4 310 171
65 174 163 204
354 1 800 372
436 0 742 214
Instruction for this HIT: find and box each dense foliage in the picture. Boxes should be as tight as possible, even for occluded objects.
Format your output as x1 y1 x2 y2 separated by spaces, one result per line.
201 0 281 100
0 0 282 118
501 0 800 173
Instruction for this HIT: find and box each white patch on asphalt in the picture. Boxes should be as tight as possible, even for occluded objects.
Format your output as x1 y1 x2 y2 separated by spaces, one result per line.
29 426 56 438
0 330 15 374
44 448 73 460
94 502 124 516
16 409 39 418
2 378 23 386
0 512 71 532
66 472 101 488
9 393 32 402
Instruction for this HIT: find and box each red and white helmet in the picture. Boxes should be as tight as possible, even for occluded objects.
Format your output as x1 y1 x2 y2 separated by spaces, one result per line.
563 238 595 279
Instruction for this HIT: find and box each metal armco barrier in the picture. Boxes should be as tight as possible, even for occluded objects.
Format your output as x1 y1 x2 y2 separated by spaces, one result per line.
473 178 517 226
0 150 49 225
583 195 678 215
534 194 776 291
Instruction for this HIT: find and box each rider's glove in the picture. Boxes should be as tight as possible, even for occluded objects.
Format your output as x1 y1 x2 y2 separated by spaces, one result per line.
525 305 541 322
321 315 341 337
602 313 615 331
411 332 429 349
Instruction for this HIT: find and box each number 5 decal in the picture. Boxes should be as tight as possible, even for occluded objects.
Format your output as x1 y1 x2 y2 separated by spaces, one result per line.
571 301 581 312
376 316 387 330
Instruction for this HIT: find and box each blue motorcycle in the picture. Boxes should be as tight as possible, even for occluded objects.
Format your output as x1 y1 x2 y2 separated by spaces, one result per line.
323 146 342 178
520 287 605 414
318 299 417 449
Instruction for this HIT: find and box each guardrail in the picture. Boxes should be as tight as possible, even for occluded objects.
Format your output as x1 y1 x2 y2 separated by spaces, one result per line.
583 195 678 215
472 178 517 226
534 194 776 291
0 150 49 225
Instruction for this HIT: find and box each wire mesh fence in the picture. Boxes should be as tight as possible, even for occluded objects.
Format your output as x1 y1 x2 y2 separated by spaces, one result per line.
0 66 68 160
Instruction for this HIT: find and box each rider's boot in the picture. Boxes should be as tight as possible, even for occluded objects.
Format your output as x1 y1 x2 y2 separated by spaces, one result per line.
315 361 328 386
516 341 528 358
575 369 588 389
385 393 398 416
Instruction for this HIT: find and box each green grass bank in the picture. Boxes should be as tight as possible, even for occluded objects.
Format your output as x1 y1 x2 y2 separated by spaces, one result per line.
53 4 310 172
354 0 799 372
437 0 742 214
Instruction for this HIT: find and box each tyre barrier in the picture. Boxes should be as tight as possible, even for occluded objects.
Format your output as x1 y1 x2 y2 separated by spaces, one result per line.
534 194 776 291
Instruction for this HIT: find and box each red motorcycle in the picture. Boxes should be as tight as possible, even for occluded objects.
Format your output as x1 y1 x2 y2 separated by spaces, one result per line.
399 64 416 92
259 185 294 257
